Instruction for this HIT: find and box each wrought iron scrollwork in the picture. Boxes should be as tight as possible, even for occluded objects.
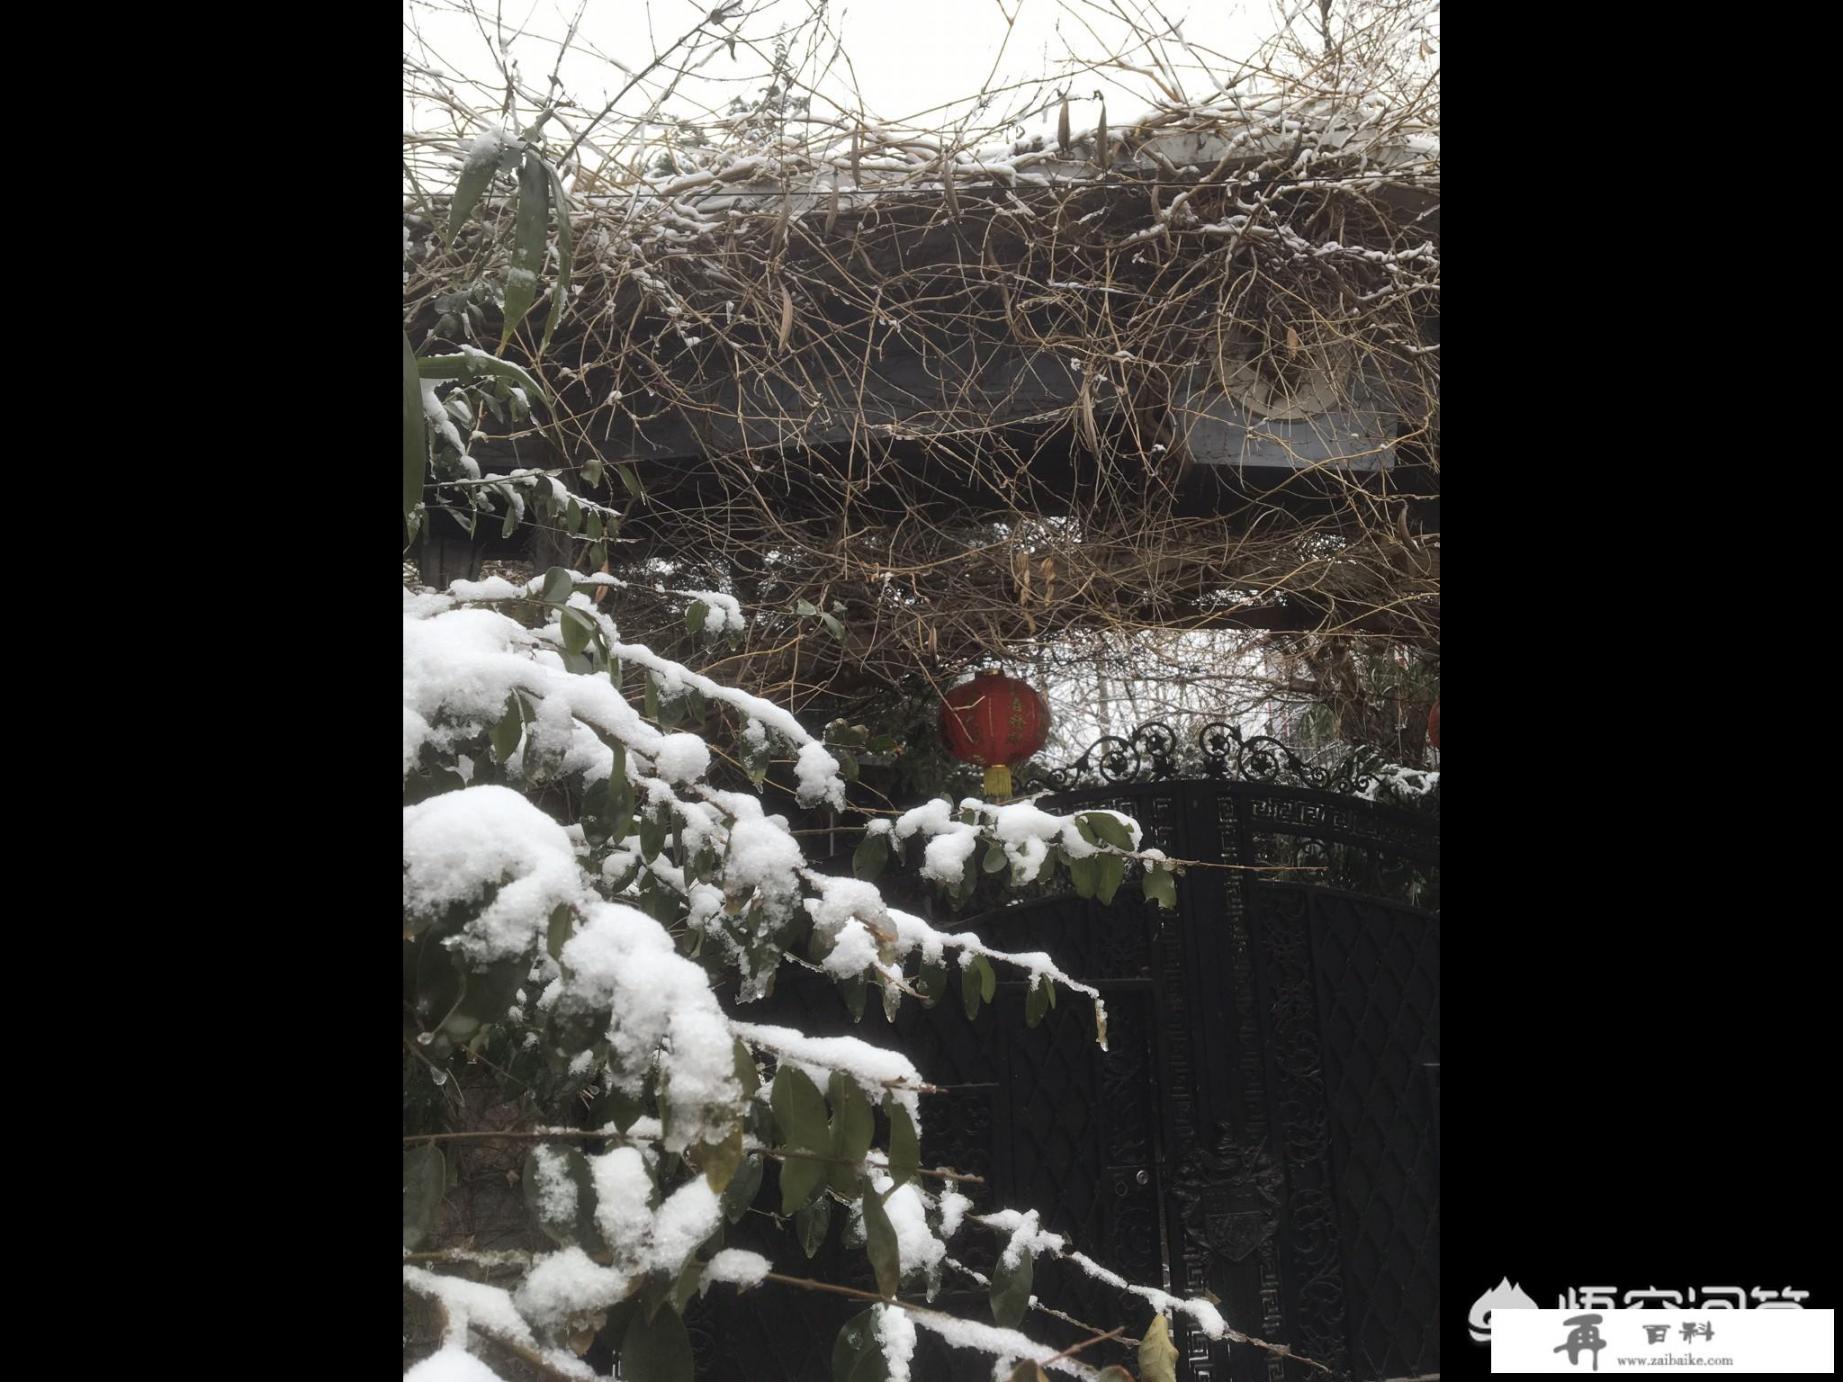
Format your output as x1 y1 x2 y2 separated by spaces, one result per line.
1025 720 1395 796
1026 722 1179 790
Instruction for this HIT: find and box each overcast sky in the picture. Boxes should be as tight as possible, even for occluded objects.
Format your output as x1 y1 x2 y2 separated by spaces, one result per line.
406 0 1304 171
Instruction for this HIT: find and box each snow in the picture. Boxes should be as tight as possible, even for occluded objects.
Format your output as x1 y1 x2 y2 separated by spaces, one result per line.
920 827 979 884
398 566 1235 1362
795 740 846 810
885 906 1107 1050
807 875 894 939
905 1311 1089 1378
555 902 740 1152
875 1304 919 1382
730 1021 925 1121
687 589 746 634
515 1247 628 1330
937 1189 972 1241
823 919 881 978
646 1177 722 1276
649 731 711 785
806 876 895 977
459 127 517 179
530 1146 579 1226
589 1146 654 1252
871 1174 945 1280
402 786 582 964
892 798 956 840
1057 1246 1239 1344
701 1248 772 1292
402 1268 538 1351
980 1209 1065 1269
404 1348 509 1382
721 805 806 917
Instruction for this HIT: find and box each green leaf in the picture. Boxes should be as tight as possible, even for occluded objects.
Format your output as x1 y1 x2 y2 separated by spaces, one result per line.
796 1193 833 1258
819 611 846 641
500 150 550 349
1095 1369 1136 1382
770 1068 829 1149
886 1098 920 1189
1086 812 1137 850
619 463 644 500
1095 853 1126 905
1143 865 1177 910
402 1142 446 1249
841 973 868 1022
828 1073 875 1193
403 334 426 520
772 1064 830 1213
961 961 983 1021
447 131 508 244
416 350 546 402
546 904 574 961
540 566 574 604
1025 978 1051 1029
990 1244 1034 1327
861 1182 901 1299
687 600 710 636
1008 1365 1049 1382
853 832 889 881
540 158 574 353
673 1247 707 1313
490 694 525 764
982 839 1009 874
721 1153 763 1224
1139 1313 1179 1382
699 1123 745 1193
831 1308 891 1382
913 961 948 1006
638 811 667 862
979 956 997 1002
606 1086 646 1134
501 502 520 540
1068 853 1099 900
780 1154 825 1217
560 605 595 654
621 1303 694 1382
565 496 583 533
607 740 631 818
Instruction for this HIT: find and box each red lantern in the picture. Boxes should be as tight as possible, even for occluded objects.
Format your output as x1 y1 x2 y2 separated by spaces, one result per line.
1427 698 1440 751
939 671 1051 800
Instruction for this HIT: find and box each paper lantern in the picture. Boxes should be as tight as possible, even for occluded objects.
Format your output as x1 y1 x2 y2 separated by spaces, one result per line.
939 671 1051 799
1427 699 1440 751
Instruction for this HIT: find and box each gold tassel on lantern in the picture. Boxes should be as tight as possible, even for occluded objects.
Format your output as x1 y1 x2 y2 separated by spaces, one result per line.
983 763 1013 800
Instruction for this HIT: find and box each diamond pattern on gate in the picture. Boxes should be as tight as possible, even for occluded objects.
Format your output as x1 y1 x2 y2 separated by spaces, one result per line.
1307 889 1440 1381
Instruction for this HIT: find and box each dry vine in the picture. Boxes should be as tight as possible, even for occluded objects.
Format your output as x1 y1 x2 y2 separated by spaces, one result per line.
404 0 1440 742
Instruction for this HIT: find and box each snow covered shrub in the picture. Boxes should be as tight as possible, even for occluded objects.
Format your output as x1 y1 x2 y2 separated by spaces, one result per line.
403 123 1225 1382
402 572 1243 1381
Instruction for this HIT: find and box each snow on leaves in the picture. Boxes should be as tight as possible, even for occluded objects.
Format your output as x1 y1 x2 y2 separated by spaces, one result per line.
403 574 1231 1377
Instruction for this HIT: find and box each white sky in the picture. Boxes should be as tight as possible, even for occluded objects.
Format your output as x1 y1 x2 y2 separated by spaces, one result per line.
405 0 1309 173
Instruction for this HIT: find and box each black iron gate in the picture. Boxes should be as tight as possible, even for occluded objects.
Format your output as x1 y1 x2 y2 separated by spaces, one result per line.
693 739 1438 1382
